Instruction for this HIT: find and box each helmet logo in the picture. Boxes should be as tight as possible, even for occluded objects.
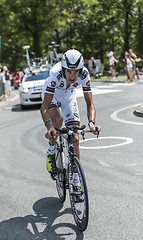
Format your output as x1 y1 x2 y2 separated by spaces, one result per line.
65 54 82 69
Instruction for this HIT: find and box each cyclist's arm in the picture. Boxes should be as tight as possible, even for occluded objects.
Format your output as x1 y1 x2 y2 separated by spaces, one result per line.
40 93 56 138
84 92 96 125
84 92 101 134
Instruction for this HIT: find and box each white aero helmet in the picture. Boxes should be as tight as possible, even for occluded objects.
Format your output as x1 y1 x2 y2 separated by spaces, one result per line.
61 49 84 70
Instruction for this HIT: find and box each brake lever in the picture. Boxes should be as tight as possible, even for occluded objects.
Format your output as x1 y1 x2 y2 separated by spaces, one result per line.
81 132 85 140
50 130 54 136
96 126 99 138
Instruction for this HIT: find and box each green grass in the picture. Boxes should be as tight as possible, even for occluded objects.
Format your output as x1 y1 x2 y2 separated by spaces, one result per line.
91 76 127 82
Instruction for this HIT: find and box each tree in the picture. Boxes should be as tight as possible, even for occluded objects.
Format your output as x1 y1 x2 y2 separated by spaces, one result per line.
0 0 143 71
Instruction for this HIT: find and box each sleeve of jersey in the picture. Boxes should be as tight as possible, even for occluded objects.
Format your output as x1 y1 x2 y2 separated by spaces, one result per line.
82 71 92 93
45 75 56 95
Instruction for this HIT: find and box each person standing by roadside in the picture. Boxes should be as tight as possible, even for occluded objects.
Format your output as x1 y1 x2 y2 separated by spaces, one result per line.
126 53 135 82
129 49 137 67
108 51 119 80
129 49 140 80
91 57 96 78
5 69 11 96
123 51 129 79
0 67 6 100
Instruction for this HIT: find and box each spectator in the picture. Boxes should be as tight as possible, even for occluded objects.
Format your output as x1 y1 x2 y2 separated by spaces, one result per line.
126 53 135 82
123 51 129 79
129 49 139 80
108 51 119 80
5 69 11 96
0 67 6 100
91 57 96 78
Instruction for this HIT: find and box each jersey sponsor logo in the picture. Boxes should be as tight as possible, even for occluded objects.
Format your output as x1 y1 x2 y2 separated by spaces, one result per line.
57 70 65 81
74 113 79 118
51 81 56 87
82 86 91 92
79 69 88 80
72 82 78 88
86 80 91 86
59 81 64 87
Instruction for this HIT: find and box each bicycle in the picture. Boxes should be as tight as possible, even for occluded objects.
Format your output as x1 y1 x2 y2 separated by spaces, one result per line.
52 124 99 231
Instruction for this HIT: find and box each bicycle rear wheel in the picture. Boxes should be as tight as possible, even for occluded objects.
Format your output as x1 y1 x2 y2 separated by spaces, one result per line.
69 156 89 231
55 142 66 202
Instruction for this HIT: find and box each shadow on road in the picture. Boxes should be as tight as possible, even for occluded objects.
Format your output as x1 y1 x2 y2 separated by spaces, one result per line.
11 104 41 112
0 197 83 240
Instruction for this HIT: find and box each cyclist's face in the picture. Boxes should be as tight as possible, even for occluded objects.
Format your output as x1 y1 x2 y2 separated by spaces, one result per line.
65 69 80 84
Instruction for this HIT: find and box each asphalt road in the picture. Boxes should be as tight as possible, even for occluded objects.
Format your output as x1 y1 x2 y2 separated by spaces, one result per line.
0 81 143 240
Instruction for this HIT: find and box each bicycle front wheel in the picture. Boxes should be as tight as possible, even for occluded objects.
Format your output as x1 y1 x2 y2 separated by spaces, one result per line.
55 142 66 202
69 156 89 231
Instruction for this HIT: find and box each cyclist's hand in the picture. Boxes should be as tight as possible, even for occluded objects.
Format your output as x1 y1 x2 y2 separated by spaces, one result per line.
89 122 101 136
45 128 56 140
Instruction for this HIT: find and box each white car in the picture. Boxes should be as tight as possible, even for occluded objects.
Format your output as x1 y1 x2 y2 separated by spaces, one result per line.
19 68 49 109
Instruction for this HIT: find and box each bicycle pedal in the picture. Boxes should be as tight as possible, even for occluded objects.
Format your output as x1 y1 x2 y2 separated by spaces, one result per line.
74 195 84 203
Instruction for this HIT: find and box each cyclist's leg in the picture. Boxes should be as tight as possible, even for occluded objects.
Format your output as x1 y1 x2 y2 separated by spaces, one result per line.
61 98 84 198
61 97 80 159
46 100 63 179
48 105 63 145
72 127 80 159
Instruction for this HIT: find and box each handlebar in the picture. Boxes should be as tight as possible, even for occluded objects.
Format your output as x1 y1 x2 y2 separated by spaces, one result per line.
51 125 99 139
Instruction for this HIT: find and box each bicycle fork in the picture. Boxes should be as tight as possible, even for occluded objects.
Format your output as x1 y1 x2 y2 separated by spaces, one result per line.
68 157 74 194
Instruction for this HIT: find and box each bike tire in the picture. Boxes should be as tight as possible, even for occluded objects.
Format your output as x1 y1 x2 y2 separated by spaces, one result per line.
68 156 89 231
55 141 66 202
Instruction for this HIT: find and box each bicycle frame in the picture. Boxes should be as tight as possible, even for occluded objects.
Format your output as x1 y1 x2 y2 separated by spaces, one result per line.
55 125 98 231
56 126 96 189
58 132 75 189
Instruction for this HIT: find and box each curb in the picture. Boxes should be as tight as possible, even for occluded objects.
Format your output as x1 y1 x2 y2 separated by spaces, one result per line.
133 104 143 118
0 92 19 106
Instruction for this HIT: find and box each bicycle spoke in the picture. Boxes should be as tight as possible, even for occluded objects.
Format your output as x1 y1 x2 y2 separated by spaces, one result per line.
69 156 89 231
55 142 66 202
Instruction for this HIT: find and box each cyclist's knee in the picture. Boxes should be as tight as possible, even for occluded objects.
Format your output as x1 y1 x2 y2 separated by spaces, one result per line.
53 115 63 128
72 134 79 144
73 139 80 159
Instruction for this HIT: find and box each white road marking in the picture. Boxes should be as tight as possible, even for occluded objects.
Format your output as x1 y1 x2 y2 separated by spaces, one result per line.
98 161 114 168
96 85 115 89
79 136 133 149
4 105 19 110
135 173 143 176
111 82 136 86
110 151 121 154
9 94 19 102
96 82 136 88
111 104 143 125
124 163 137 167
76 87 121 98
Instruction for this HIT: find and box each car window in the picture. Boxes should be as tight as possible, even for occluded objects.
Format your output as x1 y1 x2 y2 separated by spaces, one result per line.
24 71 49 82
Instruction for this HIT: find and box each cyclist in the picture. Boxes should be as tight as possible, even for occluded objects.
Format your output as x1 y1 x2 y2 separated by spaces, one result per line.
40 49 101 192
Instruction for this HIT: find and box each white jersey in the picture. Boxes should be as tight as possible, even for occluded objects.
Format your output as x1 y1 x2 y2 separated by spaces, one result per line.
109 56 115 66
126 58 133 71
42 61 91 100
42 61 91 127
